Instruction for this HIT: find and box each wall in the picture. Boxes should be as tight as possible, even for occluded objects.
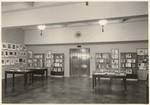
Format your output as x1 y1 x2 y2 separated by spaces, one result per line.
2 28 25 79
26 41 148 77
2 2 148 28
24 21 148 45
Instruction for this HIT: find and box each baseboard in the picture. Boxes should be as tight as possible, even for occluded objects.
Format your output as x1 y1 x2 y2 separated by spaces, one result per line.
64 75 71 78
127 79 138 81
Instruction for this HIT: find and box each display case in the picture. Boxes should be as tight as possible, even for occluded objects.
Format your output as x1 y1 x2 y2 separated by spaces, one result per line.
45 50 53 67
111 49 119 70
120 52 137 79
137 48 148 80
33 53 45 69
27 50 33 68
51 53 64 76
95 53 111 70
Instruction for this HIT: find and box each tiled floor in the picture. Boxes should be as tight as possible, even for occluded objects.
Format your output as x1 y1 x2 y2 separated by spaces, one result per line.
2 76 148 104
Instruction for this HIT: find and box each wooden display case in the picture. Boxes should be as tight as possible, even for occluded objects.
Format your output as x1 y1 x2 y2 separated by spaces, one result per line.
51 53 64 76
120 52 137 79
111 49 119 70
137 48 148 80
33 53 45 69
27 50 33 68
95 53 111 70
45 50 53 67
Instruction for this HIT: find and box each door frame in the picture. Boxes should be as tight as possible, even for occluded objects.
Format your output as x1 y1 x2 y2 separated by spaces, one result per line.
69 48 90 77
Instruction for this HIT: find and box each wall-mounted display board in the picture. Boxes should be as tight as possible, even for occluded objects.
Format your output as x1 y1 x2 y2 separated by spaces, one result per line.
45 50 53 67
1 42 26 66
27 50 33 68
137 48 149 80
111 49 119 70
51 53 64 76
95 53 111 70
120 52 137 79
33 53 45 69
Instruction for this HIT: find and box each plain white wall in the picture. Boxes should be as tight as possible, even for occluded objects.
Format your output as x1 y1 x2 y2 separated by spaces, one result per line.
2 2 148 27
24 21 148 45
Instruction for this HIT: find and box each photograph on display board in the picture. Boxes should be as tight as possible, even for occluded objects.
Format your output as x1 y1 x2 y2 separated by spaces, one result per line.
137 48 148 55
19 58 23 63
23 45 26 51
14 51 17 57
126 69 132 74
10 59 15 65
28 59 33 63
46 50 52 58
2 43 8 49
17 51 21 56
2 59 5 65
5 51 9 57
7 43 12 50
15 58 19 63
27 50 33 58
19 44 23 50
21 51 24 56
5 59 10 65
2 50 5 57
137 49 145 55
16 44 20 50
23 52 26 56
9 51 14 57
126 54 132 58
23 58 26 64
12 44 16 50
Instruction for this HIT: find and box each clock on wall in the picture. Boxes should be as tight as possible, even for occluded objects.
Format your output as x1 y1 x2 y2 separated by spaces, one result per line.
75 31 81 38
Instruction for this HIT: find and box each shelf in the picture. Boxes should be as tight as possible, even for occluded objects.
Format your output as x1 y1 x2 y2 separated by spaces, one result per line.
51 53 64 76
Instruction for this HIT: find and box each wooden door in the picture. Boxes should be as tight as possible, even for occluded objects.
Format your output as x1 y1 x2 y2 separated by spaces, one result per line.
70 48 90 77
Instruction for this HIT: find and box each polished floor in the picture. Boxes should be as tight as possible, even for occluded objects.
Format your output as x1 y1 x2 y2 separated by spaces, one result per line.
2 76 148 104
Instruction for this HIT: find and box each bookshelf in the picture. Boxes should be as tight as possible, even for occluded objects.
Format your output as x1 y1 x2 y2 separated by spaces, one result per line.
95 53 111 70
33 53 45 69
137 48 148 80
120 52 137 79
51 53 64 76
111 49 119 70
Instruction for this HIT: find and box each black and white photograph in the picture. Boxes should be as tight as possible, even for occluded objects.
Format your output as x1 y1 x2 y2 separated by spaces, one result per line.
7 43 12 50
2 43 8 49
1 1 149 104
2 58 5 65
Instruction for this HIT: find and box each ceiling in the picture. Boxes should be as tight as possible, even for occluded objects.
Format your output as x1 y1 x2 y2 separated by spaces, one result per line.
2 2 148 30
2 2 80 13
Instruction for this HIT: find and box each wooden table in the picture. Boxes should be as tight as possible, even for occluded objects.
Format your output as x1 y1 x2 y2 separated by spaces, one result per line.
30 68 48 80
5 70 34 86
92 73 127 92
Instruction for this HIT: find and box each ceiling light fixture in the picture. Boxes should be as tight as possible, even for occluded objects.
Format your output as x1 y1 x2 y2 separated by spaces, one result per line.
38 25 46 36
98 20 107 32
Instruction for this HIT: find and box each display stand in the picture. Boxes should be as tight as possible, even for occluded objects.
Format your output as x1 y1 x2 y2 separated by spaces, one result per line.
111 49 119 70
137 48 148 80
51 53 64 76
95 53 111 70
33 53 45 68
120 52 137 79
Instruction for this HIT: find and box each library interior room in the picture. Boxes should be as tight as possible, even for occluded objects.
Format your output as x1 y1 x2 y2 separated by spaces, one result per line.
1 1 149 104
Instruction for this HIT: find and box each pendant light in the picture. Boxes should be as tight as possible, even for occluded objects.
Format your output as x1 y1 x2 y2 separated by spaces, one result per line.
99 20 107 32
38 25 46 36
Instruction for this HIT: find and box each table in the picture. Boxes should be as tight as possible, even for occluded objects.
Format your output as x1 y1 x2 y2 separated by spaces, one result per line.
92 73 127 92
30 68 48 80
5 70 34 86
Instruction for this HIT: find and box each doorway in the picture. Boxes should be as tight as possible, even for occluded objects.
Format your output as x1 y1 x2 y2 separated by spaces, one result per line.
70 48 90 77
